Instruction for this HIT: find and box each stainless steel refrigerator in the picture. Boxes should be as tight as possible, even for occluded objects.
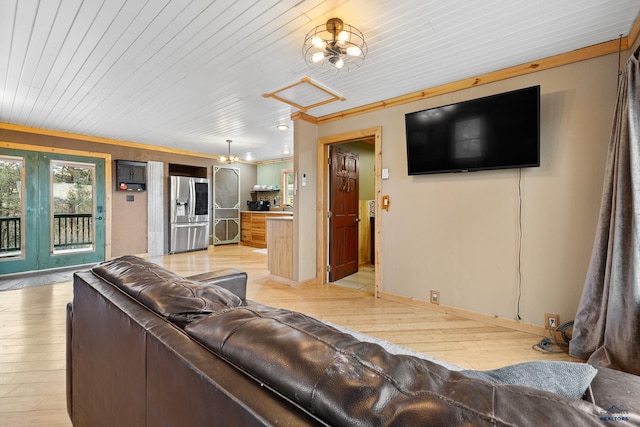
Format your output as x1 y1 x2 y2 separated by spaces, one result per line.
169 176 210 253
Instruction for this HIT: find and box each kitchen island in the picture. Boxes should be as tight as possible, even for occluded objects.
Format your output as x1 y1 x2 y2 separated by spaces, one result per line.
240 211 292 248
266 215 294 281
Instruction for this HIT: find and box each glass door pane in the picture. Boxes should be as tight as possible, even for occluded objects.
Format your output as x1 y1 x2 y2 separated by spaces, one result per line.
50 160 95 254
0 156 24 259
194 182 209 216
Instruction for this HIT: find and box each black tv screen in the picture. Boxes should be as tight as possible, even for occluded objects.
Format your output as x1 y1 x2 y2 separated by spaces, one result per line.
405 85 540 175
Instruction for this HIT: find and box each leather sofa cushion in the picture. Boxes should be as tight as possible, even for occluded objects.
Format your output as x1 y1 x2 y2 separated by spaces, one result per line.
185 304 604 426
92 256 242 327
186 268 248 301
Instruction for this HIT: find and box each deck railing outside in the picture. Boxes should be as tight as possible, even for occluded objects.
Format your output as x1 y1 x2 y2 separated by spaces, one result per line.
53 213 93 249
0 214 93 254
0 216 20 253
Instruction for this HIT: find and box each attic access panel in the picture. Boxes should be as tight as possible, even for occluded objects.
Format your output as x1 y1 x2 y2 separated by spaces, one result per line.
262 77 345 112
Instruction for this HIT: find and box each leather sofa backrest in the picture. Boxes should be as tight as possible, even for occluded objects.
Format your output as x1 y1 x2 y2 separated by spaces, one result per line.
70 269 325 427
92 255 242 327
185 304 606 426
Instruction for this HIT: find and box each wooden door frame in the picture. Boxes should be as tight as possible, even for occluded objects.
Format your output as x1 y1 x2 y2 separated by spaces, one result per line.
1 141 112 261
316 127 382 297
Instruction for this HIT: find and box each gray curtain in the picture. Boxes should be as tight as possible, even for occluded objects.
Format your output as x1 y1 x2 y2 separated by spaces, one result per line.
569 49 640 375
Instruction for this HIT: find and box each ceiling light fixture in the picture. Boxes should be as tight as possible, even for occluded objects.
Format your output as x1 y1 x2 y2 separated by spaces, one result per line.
303 17 367 74
282 145 290 155
219 139 240 164
277 124 289 131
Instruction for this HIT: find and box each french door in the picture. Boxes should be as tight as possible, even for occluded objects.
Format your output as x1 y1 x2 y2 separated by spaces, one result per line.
0 148 105 274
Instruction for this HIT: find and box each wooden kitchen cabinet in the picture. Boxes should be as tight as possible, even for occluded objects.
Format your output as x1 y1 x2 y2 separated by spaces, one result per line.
116 160 146 191
240 212 291 248
240 213 252 242
251 214 266 246
240 212 266 248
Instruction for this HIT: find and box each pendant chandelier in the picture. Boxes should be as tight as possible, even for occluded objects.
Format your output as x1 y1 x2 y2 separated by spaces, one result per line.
303 18 367 73
219 139 239 164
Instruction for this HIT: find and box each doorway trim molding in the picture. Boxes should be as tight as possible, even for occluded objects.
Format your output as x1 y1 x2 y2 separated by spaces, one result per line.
1 141 112 260
316 126 382 296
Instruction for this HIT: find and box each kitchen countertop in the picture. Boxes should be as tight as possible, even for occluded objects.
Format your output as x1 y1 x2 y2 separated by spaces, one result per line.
241 210 293 214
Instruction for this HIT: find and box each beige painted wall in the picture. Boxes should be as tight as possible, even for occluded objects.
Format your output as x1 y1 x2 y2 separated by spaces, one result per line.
257 160 293 187
292 119 318 282
309 52 620 326
0 128 258 258
256 160 293 208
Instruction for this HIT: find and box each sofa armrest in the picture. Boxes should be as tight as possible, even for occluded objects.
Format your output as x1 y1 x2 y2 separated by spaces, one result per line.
186 268 247 301
66 302 73 421
587 366 640 416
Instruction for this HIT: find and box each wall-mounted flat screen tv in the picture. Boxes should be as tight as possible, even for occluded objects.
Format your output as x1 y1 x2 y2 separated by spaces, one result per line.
405 85 540 175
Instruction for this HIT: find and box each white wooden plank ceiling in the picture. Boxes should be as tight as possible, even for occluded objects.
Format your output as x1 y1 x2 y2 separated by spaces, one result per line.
1 0 638 161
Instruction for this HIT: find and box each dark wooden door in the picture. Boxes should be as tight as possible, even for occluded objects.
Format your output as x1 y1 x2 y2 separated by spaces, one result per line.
329 146 359 281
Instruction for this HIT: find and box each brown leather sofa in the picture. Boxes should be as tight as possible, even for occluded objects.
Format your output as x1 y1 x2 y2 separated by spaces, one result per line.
66 256 639 426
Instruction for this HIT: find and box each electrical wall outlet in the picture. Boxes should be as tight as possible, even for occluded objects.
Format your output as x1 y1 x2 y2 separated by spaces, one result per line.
545 313 559 330
430 290 440 305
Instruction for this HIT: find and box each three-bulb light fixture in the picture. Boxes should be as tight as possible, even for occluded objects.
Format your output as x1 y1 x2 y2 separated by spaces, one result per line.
303 18 367 73
219 139 239 164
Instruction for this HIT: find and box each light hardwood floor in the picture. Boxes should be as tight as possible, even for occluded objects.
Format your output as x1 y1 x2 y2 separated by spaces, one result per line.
0 244 577 426
331 264 375 293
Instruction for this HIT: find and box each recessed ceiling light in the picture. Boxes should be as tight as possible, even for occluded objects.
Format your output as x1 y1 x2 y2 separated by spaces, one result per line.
277 124 289 131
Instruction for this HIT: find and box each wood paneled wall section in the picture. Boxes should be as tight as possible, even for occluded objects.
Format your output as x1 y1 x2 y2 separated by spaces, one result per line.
359 200 372 265
266 217 293 280
147 161 164 256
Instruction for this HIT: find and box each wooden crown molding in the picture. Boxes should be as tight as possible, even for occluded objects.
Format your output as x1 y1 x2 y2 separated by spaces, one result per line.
254 157 294 165
290 111 319 124
0 122 218 160
294 19 640 126
629 12 640 48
